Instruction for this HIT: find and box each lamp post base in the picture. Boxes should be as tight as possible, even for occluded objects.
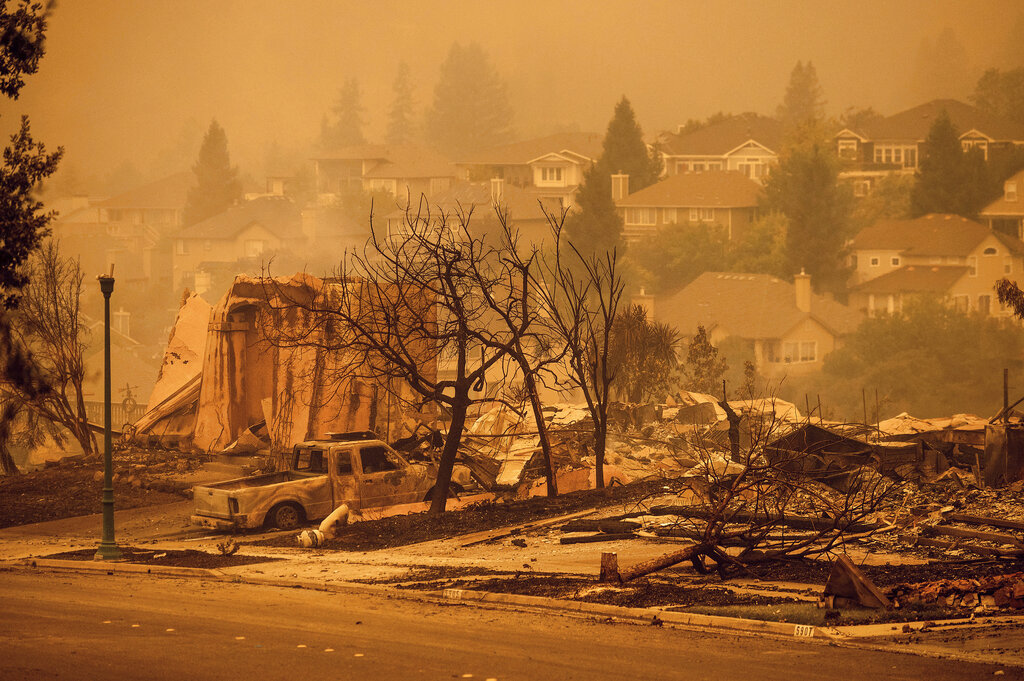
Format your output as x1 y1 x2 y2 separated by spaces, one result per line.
94 541 122 561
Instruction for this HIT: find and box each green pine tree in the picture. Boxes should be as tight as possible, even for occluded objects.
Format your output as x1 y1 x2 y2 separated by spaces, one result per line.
183 120 242 227
598 96 661 191
322 77 367 149
910 110 992 219
565 164 623 255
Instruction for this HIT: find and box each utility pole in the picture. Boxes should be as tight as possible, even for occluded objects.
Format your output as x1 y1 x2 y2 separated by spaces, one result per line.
95 270 121 561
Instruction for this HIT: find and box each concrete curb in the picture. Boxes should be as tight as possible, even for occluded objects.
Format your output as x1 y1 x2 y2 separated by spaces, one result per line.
10 556 1024 648
9 558 225 579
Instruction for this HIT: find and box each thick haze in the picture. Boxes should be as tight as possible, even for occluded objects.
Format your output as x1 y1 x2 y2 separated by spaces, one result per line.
4 0 1022 187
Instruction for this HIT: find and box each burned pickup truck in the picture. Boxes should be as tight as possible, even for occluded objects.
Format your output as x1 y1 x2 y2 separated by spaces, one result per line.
191 431 444 531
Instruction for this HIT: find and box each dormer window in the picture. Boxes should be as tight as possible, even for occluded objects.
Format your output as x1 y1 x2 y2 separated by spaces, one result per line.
1008 182 1019 202
540 167 563 182
983 247 998 255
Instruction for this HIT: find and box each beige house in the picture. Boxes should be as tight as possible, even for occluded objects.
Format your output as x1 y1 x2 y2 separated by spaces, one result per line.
612 170 761 243
848 213 1024 317
657 272 863 378
312 144 456 203
172 197 304 293
981 169 1024 239
835 99 1024 196
657 113 782 184
456 132 604 209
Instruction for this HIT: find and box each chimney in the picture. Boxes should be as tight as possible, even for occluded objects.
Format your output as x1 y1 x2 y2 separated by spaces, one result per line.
490 177 504 204
794 269 811 313
112 307 130 338
631 287 654 319
611 173 629 202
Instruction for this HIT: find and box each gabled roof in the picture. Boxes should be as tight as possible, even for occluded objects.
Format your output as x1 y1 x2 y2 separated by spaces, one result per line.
616 170 761 208
850 214 1024 257
981 169 1024 217
457 132 604 166
851 265 970 294
659 114 783 157
657 272 863 340
177 197 303 241
852 99 1024 142
95 172 191 210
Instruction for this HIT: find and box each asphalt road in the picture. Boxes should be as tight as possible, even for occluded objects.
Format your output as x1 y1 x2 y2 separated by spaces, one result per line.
0 570 1018 681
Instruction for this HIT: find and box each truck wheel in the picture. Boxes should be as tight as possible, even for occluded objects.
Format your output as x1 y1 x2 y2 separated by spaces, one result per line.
269 503 303 530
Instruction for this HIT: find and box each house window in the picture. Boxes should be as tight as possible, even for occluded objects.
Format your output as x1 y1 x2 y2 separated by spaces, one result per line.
870 257 880 266
662 208 677 224
953 295 970 313
700 207 714 221
837 139 857 159
245 239 267 257
979 295 992 315
675 161 687 174
782 341 817 363
540 167 563 183
853 180 870 197
689 207 699 222
626 208 655 225
692 163 706 172
1007 182 1019 202
983 247 997 255
891 256 900 266
708 162 723 171
1005 257 1013 275
905 147 917 168
174 239 188 256
968 256 977 276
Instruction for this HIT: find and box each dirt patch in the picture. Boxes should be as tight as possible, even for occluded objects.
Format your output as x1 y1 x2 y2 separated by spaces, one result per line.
248 479 668 551
0 464 189 529
43 546 280 569
737 557 1024 588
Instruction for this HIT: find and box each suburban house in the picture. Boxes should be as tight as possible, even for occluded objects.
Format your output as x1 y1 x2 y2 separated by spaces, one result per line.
171 197 305 294
657 113 782 183
383 178 560 246
656 271 863 378
455 132 604 209
51 171 191 289
981 169 1024 240
612 170 761 243
835 99 1024 195
312 144 456 202
847 213 1024 317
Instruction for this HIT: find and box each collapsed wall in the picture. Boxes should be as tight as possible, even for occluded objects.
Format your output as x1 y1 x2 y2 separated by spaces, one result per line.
138 273 432 453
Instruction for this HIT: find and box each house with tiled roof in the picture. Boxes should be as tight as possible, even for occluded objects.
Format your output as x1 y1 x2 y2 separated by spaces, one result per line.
612 170 761 243
980 169 1024 239
847 213 1024 317
835 100 1024 195
312 144 456 202
656 271 863 377
456 132 604 209
657 114 783 184
51 172 192 289
172 197 304 293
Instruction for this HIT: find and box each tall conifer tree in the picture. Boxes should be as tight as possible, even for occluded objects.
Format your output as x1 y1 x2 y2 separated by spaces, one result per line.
183 120 242 226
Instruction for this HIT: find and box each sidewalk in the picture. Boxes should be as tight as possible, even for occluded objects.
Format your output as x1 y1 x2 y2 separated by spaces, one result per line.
4 501 1024 668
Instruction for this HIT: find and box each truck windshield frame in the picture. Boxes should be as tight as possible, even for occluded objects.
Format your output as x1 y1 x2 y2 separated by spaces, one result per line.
293 447 327 473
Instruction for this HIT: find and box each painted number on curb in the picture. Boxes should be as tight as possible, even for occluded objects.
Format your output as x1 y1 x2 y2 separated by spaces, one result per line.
793 624 815 637
443 589 464 600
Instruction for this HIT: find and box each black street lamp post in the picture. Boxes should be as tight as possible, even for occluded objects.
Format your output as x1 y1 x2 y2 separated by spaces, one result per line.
95 272 121 561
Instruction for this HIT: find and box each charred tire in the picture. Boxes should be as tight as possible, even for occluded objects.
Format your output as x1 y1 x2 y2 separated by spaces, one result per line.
423 483 463 502
268 502 304 530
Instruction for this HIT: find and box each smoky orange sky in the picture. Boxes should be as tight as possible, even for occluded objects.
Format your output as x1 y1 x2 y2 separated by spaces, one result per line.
3 0 1021 188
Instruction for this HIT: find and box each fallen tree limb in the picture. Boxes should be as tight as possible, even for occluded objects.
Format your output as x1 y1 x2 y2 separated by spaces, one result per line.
560 532 637 545
900 533 1024 558
944 513 1024 533
922 524 1024 549
647 505 880 534
600 543 704 583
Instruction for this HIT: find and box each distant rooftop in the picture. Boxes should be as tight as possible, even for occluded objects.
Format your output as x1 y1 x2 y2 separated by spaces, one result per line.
616 170 761 208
